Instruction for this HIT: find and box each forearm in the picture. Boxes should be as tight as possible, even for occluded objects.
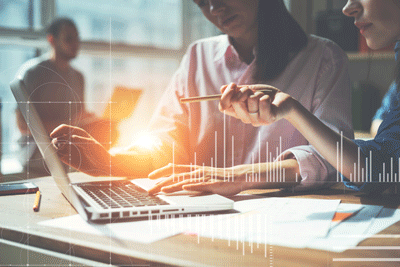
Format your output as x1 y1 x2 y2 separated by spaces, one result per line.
287 100 365 181
239 159 301 190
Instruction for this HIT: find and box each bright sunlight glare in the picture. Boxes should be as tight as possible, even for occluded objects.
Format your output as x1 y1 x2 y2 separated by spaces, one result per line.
132 132 161 151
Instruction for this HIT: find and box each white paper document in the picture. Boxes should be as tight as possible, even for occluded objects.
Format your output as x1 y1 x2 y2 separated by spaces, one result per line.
319 205 400 252
183 200 400 252
39 197 338 244
39 214 183 244
307 203 383 252
39 212 234 244
38 197 400 252
185 198 341 248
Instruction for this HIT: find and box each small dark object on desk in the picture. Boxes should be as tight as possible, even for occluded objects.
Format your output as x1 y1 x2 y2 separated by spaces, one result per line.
0 182 39 196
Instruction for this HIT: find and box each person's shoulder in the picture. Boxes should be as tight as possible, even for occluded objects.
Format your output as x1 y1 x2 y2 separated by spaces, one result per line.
187 35 227 52
298 35 348 68
307 35 347 58
15 55 49 79
307 35 342 48
189 35 226 47
70 65 84 80
184 35 229 64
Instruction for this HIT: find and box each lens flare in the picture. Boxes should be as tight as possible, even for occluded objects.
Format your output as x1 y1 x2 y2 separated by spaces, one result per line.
132 132 161 151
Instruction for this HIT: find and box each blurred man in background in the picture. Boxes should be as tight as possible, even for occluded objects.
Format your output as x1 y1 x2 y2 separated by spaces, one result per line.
16 17 118 175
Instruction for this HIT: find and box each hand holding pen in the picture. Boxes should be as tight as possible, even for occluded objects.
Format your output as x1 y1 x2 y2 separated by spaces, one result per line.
180 83 285 127
180 83 276 103
219 83 294 127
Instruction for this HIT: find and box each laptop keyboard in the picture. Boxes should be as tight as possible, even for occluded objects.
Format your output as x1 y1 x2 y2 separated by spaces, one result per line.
77 180 169 209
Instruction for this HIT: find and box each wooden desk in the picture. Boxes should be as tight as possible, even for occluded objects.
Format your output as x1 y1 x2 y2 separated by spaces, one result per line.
1 175 400 267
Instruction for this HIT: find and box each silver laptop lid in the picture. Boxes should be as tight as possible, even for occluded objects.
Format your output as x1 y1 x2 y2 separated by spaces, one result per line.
10 78 88 220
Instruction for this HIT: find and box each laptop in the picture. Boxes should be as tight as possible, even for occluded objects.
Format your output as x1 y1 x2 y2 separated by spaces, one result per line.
10 78 233 222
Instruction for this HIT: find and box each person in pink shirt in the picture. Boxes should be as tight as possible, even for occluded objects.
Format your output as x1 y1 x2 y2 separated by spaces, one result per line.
51 0 353 195
178 0 400 196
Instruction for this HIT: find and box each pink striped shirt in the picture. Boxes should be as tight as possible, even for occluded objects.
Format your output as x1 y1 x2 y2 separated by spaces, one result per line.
147 34 353 191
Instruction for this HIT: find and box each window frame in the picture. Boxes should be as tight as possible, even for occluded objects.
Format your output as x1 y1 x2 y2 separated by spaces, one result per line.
0 0 219 176
0 0 220 59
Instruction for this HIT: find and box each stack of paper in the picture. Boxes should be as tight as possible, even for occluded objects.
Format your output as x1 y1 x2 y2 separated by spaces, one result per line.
39 198 400 252
183 198 340 249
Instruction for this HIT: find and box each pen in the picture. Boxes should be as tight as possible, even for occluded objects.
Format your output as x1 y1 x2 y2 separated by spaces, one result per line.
33 190 41 212
180 89 273 104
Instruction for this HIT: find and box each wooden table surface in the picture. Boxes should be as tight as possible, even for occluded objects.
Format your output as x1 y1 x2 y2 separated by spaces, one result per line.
1 174 400 267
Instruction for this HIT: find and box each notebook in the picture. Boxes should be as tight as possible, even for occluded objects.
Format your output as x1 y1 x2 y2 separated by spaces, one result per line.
10 78 233 221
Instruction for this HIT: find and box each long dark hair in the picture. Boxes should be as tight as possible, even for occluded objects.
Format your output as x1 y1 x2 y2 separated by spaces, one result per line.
254 0 308 82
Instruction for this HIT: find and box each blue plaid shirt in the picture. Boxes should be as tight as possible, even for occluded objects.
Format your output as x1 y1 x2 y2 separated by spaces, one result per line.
373 82 398 121
343 41 400 194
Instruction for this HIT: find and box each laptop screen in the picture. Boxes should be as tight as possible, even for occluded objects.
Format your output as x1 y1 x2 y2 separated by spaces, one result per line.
10 78 89 220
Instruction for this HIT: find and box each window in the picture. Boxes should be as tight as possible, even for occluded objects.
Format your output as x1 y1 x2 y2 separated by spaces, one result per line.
188 2 220 42
0 46 36 174
57 0 183 49
0 0 218 176
0 0 41 30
